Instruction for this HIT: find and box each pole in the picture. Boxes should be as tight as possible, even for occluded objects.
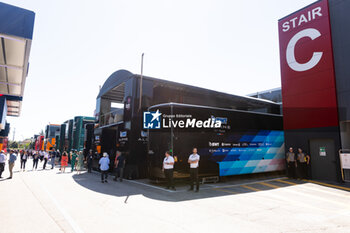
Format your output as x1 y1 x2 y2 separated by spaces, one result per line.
139 53 144 111
170 105 174 157
12 127 15 142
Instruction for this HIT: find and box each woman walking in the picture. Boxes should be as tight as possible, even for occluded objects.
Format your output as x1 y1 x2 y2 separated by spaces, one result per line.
61 151 68 173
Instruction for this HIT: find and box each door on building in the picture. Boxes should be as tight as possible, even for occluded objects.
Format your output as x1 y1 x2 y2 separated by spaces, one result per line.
309 139 337 181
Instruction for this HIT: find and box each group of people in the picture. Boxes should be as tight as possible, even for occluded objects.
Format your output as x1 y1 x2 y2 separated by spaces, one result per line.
98 151 126 183
0 149 60 179
60 150 85 173
97 147 201 192
162 147 200 192
286 147 311 179
0 150 17 179
1 145 311 189
0 148 98 179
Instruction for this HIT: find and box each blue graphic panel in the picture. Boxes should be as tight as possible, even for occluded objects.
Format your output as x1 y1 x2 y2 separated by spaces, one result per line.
208 130 285 176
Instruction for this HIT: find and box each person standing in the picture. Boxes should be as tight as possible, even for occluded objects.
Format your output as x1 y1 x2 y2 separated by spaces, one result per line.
113 151 125 182
0 150 6 178
188 148 200 192
70 150 78 172
305 153 311 179
297 148 307 179
286 147 297 179
20 150 28 171
43 151 49 169
50 149 56 169
32 151 39 170
61 151 68 173
99 152 110 183
56 149 61 162
162 151 175 190
87 150 93 173
8 150 17 179
77 151 84 174
39 150 44 162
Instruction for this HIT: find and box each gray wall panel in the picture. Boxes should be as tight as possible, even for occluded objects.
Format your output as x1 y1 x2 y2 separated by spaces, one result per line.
329 0 350 121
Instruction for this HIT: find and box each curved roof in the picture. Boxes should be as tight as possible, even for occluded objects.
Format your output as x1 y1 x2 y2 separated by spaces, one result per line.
97 69 133 98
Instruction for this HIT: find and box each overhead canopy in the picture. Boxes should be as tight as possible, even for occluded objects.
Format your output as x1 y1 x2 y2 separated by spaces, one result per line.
97 69 281 112
0 2 35 117
97 69 133 101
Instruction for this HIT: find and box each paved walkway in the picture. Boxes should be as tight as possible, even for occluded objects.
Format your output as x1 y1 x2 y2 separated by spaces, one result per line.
1 160 350 233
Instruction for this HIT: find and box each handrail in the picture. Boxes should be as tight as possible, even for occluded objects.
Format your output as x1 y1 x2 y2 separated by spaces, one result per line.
99 109 123 126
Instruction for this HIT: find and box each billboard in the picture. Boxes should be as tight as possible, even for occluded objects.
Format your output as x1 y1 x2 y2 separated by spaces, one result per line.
278 0 339 130
204 130 285 176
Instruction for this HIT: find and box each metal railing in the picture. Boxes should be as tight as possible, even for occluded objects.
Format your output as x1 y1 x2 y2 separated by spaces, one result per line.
99 109 123 127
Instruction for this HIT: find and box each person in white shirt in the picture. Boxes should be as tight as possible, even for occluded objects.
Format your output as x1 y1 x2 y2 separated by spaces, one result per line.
188 148 200 192
0 150 6 178
162 151 175 190
99 152 110 183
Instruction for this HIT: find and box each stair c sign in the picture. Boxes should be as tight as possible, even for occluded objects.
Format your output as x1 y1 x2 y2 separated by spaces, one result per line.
286 28 323 72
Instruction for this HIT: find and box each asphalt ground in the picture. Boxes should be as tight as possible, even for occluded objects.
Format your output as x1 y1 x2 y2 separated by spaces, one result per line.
1 159 350 233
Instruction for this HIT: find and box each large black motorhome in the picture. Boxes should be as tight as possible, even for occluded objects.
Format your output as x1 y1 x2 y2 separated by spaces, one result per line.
147 103 284 180
94 70 281 178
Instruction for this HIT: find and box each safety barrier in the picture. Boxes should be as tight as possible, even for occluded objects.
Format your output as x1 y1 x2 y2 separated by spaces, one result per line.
339 149 350 182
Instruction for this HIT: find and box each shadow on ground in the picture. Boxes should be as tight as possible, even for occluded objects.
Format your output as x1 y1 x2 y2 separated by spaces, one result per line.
71 171 306 202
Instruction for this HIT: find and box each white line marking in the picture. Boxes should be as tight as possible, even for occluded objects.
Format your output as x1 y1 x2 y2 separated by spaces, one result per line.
124 179 176 193
201 177 288 190
124 177 288 193
42 186 84 233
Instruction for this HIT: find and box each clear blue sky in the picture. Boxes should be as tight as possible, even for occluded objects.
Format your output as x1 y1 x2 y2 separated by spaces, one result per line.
4 0 316 140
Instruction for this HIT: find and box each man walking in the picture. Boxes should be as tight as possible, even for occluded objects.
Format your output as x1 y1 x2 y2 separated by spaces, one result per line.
188 148 200 192
8 150 17 179
51 149 56 169
99 152 110 183
20 150 28 171
32 151 39 170
0 150 6 178
113 151 125 182
162 151 175 190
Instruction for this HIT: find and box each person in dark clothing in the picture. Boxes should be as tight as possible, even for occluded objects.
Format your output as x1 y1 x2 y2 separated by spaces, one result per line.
56 150 61 162
306 153 311 179
51 149 57 169
188 148 200 192
87 150 93 173
113 151 125 182
20 151 28 171
43 151 49 170
33 151 39 170
162 151 175 190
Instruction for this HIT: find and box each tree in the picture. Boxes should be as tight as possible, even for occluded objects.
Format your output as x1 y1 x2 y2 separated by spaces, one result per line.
9 141 18 149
